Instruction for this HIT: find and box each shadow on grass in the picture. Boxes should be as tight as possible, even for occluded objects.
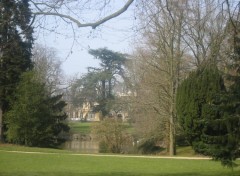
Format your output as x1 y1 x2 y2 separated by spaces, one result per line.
1 172 239 176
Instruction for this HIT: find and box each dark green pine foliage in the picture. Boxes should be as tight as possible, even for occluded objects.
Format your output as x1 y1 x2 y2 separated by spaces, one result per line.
198 21 240 167
6 72 69 147
87 48 127 117
210 21 240 166
176 65 231 165
0 0 33 141
88 48 126 97
70 71 100 107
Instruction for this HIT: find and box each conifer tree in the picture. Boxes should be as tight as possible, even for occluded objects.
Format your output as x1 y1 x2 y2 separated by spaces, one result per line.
209 21 240 166
88 48 127 98
197 21 240 166
177 19 240 166
0 0 33 141
194 21 240 167
6 71 69 147
176 65 230 165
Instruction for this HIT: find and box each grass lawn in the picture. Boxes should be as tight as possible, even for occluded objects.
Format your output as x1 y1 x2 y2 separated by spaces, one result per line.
68 122 92 134
68 121 134 135
0 146 239 176
0 144 70 154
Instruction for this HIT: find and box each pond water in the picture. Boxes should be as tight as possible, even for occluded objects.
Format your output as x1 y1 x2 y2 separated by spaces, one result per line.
63 133 99 153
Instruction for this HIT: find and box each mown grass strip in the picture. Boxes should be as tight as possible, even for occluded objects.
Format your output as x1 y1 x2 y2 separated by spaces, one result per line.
0 148 239 176
68 121 92 134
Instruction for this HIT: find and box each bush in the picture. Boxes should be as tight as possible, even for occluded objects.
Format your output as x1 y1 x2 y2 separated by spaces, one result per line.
98 141 109 153
92 118 131 153
138 138 164 154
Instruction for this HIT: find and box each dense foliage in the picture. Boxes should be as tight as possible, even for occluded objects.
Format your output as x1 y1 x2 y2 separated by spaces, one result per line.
214 21 240 166
88 48 127 117
0 0 33 141
0 0 33 111
176 63 240 166
6 72 69 147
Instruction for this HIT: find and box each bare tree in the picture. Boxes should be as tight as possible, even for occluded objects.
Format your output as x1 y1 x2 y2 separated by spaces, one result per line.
182 0 228 67
32 44 65 95
131 0 187 156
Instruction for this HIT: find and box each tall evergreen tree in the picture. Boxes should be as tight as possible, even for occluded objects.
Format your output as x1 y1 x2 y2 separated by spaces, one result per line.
88 48 127 98
177 19 240 166
195 20 240 165
0 0 33 141
6 71 69 147
88 48 126 117
209 20 240 166
176 65 233 165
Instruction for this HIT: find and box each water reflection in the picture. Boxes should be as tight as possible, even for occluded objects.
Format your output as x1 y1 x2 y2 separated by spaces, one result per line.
64 134 99 153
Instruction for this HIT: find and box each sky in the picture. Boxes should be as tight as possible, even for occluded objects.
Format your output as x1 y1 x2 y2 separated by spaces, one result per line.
34 1 136 77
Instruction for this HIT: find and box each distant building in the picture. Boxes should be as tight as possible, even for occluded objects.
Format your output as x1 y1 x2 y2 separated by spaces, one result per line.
65 82 135 122
65 102 101 121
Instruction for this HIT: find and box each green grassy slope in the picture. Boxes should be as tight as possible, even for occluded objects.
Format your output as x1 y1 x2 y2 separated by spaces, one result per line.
0 147 239 176
68 122 92 134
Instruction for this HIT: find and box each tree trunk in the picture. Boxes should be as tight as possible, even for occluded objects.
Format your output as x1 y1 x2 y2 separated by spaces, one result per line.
0 106 3 142
108 79 112 97
102 80 106 98
169 114 176 156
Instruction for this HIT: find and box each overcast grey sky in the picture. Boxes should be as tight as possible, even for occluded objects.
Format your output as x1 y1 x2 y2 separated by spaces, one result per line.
34 1 136 77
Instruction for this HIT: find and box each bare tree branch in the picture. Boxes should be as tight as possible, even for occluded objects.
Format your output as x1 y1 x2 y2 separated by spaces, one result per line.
31 0 134 29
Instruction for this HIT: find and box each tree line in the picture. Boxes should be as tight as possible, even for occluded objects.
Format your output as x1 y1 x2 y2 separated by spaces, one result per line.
126 0 240 167
0 0 134 147
0 0 239 167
